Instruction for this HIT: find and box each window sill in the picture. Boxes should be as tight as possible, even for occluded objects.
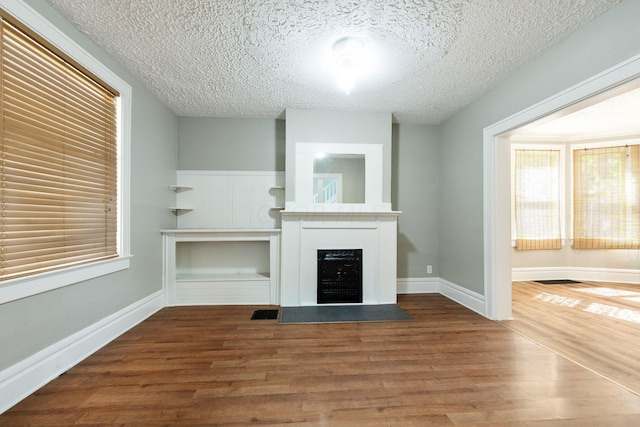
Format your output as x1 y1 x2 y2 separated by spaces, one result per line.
0 256 131 305
511 239 568 248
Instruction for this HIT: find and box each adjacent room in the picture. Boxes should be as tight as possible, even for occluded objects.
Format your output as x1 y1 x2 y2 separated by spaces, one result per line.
503 80 640 394
1 0 639 424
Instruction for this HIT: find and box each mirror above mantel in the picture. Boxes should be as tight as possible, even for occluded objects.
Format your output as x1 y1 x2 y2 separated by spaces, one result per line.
313 153 365 204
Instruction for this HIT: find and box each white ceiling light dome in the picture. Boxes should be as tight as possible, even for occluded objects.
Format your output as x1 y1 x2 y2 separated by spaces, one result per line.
331 36 366 94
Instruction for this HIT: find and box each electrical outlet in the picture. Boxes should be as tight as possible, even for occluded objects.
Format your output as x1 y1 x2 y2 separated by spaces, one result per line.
427 265 432 274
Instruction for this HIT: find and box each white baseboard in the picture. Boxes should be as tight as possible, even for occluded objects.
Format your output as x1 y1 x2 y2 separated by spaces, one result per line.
397 277 439 294
512 267 640 284
0 290 164 415
438 278 486 316
397 277 486 317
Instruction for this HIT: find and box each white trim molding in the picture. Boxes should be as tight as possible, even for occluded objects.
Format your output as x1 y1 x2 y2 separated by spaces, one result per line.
0 257 131 305
438 278 486 317
397 277 486 317
0 291 163 415
397 277 439 294
512 267 640 285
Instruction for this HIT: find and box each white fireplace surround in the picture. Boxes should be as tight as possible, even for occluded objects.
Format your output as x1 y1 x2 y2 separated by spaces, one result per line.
282 110 397 307
280 211 399 307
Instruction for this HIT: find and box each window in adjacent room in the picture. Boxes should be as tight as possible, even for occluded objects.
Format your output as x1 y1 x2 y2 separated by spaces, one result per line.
572 142 640 249
512 146 563 250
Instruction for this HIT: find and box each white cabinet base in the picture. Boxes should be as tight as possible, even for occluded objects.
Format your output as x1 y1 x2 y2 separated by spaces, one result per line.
175 280 271 305
162 230 280 306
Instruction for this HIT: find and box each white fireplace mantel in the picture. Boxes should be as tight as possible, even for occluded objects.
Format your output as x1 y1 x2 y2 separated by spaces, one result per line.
280 210 400 307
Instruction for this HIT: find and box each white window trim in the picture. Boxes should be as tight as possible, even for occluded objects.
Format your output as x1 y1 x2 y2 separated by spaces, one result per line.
0 0 131 304
510 143 566 245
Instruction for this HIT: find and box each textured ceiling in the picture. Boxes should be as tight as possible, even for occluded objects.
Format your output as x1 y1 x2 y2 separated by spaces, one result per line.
46 0 620 124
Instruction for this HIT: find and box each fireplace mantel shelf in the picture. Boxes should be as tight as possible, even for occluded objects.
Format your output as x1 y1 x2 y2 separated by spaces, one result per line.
281 211 400 218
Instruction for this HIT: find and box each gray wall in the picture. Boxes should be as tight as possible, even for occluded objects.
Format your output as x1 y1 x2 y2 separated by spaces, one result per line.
178 117 285 171
439 0 640 294
392 124 440 278
0 1 178 369
177 118 439 279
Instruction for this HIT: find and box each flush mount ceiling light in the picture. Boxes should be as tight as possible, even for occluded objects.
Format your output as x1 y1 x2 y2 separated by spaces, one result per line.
331 36 365 95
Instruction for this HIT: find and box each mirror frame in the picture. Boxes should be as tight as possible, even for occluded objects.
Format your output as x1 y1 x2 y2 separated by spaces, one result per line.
290 142 387 211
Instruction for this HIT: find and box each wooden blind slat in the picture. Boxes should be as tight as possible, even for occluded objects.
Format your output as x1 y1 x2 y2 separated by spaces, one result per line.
3 89 116 143
3 162 117 188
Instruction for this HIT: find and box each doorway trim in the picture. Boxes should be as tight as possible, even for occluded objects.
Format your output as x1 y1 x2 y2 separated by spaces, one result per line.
483 53 640 320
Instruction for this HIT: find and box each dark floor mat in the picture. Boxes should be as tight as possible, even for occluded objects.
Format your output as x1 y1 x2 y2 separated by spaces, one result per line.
279 304 413 324
534 279 581 285
251 309 279 320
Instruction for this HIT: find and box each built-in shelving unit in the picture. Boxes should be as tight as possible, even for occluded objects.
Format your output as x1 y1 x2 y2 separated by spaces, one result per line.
162 229 280 306
163 171 284 305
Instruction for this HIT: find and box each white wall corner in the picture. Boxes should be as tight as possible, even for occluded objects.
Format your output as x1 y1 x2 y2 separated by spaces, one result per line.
397 277 487 317
397 277 439 294
0 291 164 415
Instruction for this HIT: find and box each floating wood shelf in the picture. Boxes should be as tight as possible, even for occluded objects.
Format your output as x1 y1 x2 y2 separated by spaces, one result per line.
169 185 194 192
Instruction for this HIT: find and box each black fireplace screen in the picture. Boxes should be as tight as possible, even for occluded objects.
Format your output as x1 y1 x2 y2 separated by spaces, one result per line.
317 249 363 304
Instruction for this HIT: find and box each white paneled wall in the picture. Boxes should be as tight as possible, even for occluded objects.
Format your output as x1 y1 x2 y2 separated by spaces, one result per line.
175 171 285 229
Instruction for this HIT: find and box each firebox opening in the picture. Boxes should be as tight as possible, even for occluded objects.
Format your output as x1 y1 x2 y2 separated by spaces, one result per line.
317 249 363 304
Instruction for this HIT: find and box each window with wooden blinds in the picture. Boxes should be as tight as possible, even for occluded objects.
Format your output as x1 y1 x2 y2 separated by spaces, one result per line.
513 149 563 250
0 17 119 281
573 144 640 249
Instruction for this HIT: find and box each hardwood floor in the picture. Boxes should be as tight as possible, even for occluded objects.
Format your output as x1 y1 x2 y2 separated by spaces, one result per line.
502 280 640 396
3 294 640 426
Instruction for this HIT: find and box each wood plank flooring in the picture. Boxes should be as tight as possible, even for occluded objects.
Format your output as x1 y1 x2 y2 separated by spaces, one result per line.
3 294 640 426
502 280 640 396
